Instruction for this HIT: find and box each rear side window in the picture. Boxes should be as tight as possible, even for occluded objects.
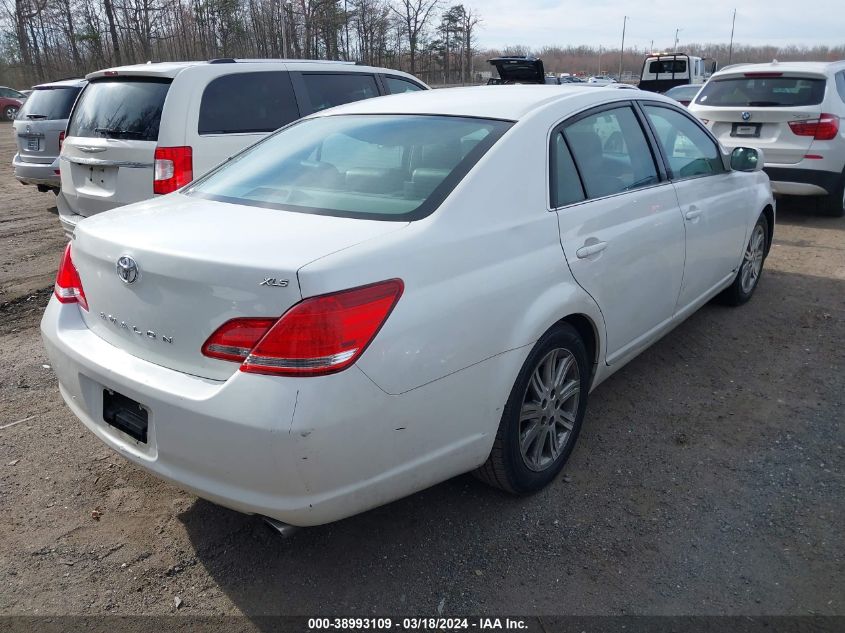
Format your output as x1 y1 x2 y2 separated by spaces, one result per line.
695 76 826 107
302 73 379 113
384 76 424 94
17 87 82 120
550 133 585 207
564 107 659 199
199 71 300 135
68 78 170 141
644 105 724 179
836 72 845 104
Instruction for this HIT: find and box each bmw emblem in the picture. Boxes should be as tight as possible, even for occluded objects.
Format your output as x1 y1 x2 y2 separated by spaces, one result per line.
116 256 140 284
741 111 752 121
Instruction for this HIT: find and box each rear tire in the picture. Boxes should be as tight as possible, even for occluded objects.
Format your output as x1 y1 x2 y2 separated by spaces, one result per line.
474 323 589 494
721 213 769 306
818 173 845 217
3 105 17 120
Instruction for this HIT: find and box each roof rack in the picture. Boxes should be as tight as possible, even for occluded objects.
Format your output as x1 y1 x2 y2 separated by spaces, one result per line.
207 58 357 65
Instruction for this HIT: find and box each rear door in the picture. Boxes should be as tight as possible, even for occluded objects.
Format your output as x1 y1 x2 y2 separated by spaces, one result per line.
61 78 171 216
552 103 686 363
692 73 827 164
641 102 749 309
14 86 81 164
294 71 381 115
191 70 302 178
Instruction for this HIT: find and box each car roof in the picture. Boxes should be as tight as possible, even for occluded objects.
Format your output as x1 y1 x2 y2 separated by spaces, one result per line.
714 60 845 78
31 78 87 89
315 85 669 122
85 59 423 84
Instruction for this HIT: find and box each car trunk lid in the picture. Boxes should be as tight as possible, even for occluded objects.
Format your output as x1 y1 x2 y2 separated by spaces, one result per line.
488 57 546 84
71 194 408 380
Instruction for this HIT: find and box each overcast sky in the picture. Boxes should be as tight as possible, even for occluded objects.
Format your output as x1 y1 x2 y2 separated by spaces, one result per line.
475 0 845 50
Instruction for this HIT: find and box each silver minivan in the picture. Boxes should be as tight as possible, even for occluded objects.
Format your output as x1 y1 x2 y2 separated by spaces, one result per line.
58 59 428 236
12 78 86 193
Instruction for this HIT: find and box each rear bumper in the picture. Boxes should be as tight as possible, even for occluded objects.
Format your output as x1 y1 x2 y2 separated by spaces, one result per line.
40 298 500 526
763 166 842 197
12 153 60 188
56 192 87 238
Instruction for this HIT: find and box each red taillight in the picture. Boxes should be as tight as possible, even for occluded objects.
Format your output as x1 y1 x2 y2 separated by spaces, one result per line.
54 243 88 311
788 113 840 141
202 279 404 376
58 130 65 151
153 146 193 194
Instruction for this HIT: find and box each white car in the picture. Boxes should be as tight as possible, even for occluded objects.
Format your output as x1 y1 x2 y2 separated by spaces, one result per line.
42 86 774 528
587 76 617 85
690 61 845 216
57 59 428 237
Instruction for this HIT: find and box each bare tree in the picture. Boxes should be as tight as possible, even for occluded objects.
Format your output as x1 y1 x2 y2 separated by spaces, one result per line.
391 0 438 75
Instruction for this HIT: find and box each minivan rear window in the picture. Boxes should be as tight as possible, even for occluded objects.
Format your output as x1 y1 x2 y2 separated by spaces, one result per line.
17 86 82 120
187 114 511 221
695 76 826 107
68 78 170 140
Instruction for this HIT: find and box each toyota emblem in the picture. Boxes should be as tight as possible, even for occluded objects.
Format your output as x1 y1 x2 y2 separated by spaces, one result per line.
116 256 140 284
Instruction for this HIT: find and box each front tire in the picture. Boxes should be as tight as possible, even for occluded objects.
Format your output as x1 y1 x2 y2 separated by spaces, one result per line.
474 324 589 494
721 213 769 306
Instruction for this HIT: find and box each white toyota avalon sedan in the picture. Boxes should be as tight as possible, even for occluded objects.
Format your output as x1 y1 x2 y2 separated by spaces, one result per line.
42 86 775 528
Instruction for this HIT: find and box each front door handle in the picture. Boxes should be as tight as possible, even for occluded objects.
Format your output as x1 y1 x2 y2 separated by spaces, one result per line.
576 241 608 259
684 207 703 221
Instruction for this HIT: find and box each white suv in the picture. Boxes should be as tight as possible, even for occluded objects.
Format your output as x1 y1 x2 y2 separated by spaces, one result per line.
57 59 428 236
690 61 845 216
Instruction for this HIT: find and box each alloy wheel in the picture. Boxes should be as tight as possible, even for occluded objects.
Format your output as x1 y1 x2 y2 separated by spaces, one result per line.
519 348 580 472
740 224 765 295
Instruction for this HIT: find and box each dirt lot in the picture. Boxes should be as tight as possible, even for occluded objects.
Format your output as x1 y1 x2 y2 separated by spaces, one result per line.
0 121 842 618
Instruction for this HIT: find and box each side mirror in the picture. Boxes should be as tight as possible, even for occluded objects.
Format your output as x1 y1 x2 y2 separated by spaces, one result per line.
730 147 764 172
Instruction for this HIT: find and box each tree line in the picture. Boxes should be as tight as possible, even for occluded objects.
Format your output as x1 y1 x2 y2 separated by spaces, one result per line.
1 0 843 89
0 0 480 87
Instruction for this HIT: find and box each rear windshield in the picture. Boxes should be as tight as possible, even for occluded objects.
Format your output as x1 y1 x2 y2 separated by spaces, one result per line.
187 114 511 221
17 86 82 120
694 76 826 107
649 60 687 74
67 78 170 140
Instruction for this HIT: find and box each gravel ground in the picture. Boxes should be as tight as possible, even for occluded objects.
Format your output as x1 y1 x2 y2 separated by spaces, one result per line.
0 122 842 617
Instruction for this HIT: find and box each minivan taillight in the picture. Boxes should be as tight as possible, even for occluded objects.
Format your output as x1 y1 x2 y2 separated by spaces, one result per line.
54 243 88 311
788 113 840 141
58 131 65 151
202 279 404 376
153 146 193 194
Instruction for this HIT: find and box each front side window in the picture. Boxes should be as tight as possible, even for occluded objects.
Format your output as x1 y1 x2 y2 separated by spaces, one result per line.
563 106 658 199
67 78 171 141
187 114 511 221
644 105 724 179
17 87 82 120
303 74 379 113
384 76 424 94
199 71 300 135
695 76 826 107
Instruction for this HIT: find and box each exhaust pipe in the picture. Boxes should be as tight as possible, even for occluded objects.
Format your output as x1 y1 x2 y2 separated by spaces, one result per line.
262 516 300 538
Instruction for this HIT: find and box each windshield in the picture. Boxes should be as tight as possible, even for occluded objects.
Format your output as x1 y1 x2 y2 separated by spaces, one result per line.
17 86 82 120
694 76 826 107
67 78 171 140
187 114 511 221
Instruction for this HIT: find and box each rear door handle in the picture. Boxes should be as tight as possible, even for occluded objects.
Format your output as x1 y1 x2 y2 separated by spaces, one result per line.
576 241 608 259
684 207 702 221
